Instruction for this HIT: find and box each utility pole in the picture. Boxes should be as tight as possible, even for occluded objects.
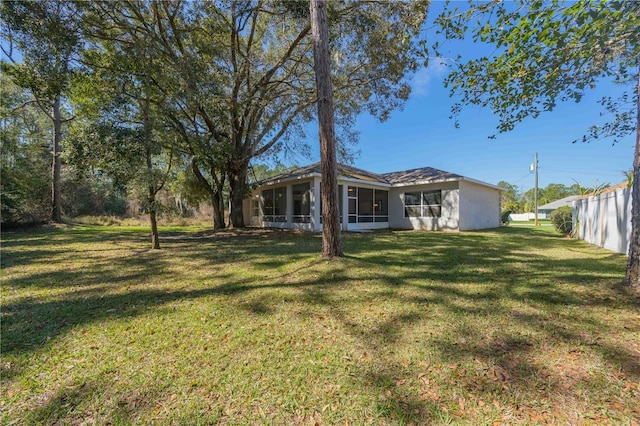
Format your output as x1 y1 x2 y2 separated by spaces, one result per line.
534 152 539 226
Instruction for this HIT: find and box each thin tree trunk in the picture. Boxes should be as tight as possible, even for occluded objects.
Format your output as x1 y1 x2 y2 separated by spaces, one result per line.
211 164 226 230
310 0 343 258
143 69 160 250
148 193 160 249
51 97 63 223
624 65 640 291
146 147 160 250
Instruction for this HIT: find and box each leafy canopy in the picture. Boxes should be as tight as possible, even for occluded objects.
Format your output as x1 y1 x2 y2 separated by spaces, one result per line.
433 0 639 142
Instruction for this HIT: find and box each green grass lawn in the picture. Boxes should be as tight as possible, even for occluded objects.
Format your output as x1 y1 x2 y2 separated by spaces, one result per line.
2 225 638 425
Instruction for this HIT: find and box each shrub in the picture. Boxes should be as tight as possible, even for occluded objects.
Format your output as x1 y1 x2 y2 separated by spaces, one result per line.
551 206 572 234
501 210 512 226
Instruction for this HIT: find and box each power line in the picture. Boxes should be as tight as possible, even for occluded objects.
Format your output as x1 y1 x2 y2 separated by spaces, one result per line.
540 154 627 160
512 172 533 184
542 167 625 173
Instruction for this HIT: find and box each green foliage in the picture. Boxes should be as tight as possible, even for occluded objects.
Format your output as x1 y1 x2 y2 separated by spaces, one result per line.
498 180 589 213
0 76 51 225
551 206 572 234
433 0 639 142
497 180 521 212
1 0 81 100
77 1 429 226
61 173 127 218
248 163 299 184
623 169 633 187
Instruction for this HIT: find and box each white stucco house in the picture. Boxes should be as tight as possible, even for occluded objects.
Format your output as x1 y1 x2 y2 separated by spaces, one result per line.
242 163 503 232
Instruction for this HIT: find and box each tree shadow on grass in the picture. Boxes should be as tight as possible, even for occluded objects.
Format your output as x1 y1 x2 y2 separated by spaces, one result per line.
2 226 637 424
335 228 637 421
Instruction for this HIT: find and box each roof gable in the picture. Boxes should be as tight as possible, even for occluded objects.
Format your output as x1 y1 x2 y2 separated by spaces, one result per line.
381 167 463 186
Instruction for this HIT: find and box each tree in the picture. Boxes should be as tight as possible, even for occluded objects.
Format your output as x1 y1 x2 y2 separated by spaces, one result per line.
69 7 177 249
78 1 230 230
497 180 522 212
310 0 342 258
1 0 82 222
434 0 640 291
74 1 428 240
543 183 572 203
193 1 429 228
0 75 51 225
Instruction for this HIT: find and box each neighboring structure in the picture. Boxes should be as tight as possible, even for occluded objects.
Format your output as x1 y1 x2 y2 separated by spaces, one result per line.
573 182 631 255
537 195 580 219
243 162 503 232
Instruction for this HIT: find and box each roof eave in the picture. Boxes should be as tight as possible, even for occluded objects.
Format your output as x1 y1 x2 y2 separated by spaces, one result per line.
339 176 391 187
388 176 503 190
257 172 320 187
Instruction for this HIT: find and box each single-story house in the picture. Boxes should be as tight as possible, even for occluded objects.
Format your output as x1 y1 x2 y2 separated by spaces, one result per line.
537 195 580 219
242 162 504 232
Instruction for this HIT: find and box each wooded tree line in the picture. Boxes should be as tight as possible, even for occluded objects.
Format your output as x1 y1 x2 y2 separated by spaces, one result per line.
498 180 614 214
1 0 428 234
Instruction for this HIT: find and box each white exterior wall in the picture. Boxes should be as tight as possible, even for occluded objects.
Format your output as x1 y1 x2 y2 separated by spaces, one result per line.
242 194 253 226
573 186 631 255
312 177 322 232
458 181 502 231
388 181 460 230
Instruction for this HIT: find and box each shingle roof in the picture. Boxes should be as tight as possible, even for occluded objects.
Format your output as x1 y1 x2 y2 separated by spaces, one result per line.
255 162 498 189
537 195 581 210
256 162 387 186
381 167 464 186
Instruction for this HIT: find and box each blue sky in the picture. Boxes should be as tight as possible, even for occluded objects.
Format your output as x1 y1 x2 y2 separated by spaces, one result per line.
299 3 635 192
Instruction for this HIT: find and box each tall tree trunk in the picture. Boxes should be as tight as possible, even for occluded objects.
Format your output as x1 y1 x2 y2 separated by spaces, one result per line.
51 97 63 223
624 65 640 291
228 160 247 228
310 0 343 258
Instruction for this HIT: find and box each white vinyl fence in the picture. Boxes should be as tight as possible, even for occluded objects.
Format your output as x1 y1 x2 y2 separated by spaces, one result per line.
572 185 632 255
509 212 535 221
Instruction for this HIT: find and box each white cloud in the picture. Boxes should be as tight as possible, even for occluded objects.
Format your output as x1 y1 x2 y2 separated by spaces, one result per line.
411 58 449 97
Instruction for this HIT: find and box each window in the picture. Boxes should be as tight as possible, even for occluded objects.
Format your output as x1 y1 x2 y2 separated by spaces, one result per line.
292 183 311 223
348 186 388 223
404 190 442 218
262 187 287 222
358 188 374 221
